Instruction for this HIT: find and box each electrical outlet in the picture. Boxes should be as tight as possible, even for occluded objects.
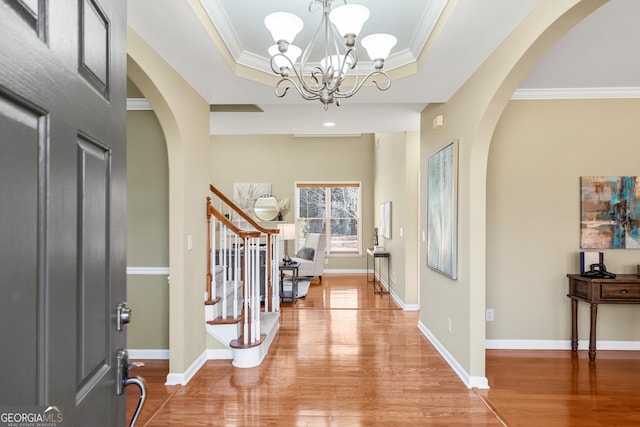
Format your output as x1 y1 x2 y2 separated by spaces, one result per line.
447 316 452 334
486 308 495 322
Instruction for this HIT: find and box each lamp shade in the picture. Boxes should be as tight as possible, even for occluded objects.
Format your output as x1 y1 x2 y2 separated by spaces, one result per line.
264 12 304 44
277 223 296 241
329 4 369 37
269 44 302 69
361 33 397 61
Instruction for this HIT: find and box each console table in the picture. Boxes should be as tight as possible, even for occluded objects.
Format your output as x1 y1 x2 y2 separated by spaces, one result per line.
567 274 640 360
367 248 390 294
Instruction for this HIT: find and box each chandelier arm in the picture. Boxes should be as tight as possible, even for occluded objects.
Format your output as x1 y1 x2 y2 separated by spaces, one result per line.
332 70 392 99
274 77 323 101
279 61 328 98
269 54 294 76
298 1 326 79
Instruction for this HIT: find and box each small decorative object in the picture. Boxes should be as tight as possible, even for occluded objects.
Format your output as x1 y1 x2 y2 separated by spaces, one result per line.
373 227 379 247
276 197 290 221
580 251 603 274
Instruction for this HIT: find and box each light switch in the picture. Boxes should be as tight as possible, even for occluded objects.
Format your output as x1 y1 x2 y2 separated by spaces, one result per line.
187 234 193 251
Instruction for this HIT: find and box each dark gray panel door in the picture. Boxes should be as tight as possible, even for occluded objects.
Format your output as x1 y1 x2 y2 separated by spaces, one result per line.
0 0 127 425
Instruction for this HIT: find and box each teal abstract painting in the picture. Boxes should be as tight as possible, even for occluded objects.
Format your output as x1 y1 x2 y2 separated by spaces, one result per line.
580 176 640 249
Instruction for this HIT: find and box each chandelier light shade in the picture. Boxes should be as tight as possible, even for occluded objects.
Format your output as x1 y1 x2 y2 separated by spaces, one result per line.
265 0 397 109
264 12 304 47
361 33 398 66
328 4 370 40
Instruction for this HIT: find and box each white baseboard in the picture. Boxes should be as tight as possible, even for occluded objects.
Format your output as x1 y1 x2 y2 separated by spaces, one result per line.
486 339 640 351
417 321 489 389
388 288 419 311
127 349 169 359
165 350 208 386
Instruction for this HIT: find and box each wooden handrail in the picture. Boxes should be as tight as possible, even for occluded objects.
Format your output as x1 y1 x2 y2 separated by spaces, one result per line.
206 199 261 239
209 184 280 235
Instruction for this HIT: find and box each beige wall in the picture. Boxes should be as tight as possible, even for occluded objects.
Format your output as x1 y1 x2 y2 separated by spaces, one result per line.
488 99 640 342
126 109 169 266
374 132 420 307
126 107 170 350
209 134 375 271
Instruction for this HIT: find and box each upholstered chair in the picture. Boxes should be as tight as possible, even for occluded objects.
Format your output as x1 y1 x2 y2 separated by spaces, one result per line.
290 233 326 281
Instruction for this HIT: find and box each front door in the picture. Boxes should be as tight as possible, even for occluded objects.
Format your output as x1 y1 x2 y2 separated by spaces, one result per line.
0 0 127 425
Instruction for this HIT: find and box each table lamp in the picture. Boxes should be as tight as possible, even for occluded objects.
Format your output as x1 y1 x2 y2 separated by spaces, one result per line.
277 223 296 264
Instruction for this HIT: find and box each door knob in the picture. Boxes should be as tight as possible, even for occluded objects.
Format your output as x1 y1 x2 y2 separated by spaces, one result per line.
117 302 131 331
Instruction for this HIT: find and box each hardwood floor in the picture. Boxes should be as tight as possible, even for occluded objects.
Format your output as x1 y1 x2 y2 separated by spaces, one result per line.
127 274 640 426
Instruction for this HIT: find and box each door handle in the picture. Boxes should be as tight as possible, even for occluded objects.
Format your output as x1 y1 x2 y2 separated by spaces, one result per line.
116 349 147 426
117 302 131 332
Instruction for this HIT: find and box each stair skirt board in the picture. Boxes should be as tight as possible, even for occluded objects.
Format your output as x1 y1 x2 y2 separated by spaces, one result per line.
206 311 280 368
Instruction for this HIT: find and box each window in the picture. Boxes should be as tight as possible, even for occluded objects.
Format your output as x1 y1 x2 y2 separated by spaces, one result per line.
295 182 361 255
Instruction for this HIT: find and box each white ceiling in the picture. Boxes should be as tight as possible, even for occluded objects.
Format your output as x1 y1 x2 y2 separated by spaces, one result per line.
127 0 640 135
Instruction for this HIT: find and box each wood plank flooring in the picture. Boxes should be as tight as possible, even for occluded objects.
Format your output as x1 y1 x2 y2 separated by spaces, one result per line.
127 274 640 426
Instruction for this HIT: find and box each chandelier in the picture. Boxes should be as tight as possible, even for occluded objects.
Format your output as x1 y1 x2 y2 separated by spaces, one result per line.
264 0 397 109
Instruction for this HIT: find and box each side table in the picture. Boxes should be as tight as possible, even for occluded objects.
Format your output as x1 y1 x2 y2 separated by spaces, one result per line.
279 262 299 304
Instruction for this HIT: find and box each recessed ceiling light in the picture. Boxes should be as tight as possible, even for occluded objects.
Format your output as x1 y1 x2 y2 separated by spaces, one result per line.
323 122 336 127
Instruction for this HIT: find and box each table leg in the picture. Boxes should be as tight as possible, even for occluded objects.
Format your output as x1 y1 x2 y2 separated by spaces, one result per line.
571 298 578 352
589 303 598 361
292 269 298 304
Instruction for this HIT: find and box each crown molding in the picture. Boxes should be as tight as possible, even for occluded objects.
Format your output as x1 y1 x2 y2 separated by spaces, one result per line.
198 0 242 59
512 87 640 100
409 0 448 57
127 266 169 275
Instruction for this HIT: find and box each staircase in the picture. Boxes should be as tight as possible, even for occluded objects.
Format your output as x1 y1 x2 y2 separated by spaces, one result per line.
205 185 281 368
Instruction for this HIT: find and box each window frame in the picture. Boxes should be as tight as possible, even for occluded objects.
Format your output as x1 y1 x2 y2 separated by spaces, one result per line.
294 181 362 256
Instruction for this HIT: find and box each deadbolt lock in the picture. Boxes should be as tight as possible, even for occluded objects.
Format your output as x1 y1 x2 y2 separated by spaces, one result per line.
117 302 131 332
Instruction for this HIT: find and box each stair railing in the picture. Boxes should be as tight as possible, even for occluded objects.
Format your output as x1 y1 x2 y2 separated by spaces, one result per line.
206 184 281 347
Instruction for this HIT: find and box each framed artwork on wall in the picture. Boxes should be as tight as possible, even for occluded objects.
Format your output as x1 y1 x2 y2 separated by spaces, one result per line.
580 176 640 249
379 201 391 239
233 183 271 219
427 140 458 279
